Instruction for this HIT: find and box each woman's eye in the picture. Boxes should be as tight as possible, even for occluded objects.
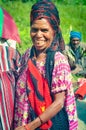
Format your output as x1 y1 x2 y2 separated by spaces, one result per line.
31 28 38 32
41 29 48 32
31 28 48 33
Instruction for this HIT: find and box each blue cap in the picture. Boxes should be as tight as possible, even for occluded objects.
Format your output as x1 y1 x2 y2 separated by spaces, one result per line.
70 31 82 41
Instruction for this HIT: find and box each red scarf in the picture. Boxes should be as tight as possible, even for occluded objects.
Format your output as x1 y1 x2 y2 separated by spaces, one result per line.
27 59 52 129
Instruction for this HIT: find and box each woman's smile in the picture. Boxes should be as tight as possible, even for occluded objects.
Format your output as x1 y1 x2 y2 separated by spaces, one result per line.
30 18 54 51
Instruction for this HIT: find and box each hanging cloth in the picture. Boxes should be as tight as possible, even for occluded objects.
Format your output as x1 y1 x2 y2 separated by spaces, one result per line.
27 59 52 129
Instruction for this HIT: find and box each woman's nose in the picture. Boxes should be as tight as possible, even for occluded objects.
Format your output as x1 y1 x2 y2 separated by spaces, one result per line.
36 30 42 37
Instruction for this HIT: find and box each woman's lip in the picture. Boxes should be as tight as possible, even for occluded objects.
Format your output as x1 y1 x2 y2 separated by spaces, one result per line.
35 44 45 49
35 40 45 42
34 40 45 45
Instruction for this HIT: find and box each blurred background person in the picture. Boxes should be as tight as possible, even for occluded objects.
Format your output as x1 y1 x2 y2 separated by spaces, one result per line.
64 30 86 75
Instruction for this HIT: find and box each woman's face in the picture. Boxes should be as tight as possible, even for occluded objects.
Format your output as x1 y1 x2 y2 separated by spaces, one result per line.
30 18 55 51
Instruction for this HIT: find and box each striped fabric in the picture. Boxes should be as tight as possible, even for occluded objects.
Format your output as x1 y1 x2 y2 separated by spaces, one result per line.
0 42 20 130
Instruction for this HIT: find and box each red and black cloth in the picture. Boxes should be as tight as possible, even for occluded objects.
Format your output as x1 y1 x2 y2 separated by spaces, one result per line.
27 59 52 129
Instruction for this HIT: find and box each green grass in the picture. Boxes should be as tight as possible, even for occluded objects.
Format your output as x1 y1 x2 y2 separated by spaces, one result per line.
0 0 86 54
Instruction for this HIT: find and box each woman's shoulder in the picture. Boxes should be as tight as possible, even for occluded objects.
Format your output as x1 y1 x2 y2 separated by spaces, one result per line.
55 51 67 59
54 51 69 65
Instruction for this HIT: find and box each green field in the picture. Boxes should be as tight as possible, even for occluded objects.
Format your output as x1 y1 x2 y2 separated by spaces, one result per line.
0 0 86 53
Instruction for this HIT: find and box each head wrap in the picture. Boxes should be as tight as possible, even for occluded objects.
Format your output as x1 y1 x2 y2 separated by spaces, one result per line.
30 0 65 51
70 31 82 41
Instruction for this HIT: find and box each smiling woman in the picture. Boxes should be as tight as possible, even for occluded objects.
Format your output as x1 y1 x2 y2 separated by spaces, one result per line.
14 0 78 130
30 18 54 52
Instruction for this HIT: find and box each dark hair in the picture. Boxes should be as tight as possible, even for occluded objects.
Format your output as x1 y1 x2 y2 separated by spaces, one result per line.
30 0 60 32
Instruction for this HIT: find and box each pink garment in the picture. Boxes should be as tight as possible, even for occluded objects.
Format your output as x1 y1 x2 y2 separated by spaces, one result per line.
14 49 78 130
36 52 78 130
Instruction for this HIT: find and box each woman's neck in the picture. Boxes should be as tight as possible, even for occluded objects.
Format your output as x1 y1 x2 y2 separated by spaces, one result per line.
33 48 47 61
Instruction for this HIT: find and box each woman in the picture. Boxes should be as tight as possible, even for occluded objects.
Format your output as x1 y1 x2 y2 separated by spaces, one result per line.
0 7 21 130
14 0 78 130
